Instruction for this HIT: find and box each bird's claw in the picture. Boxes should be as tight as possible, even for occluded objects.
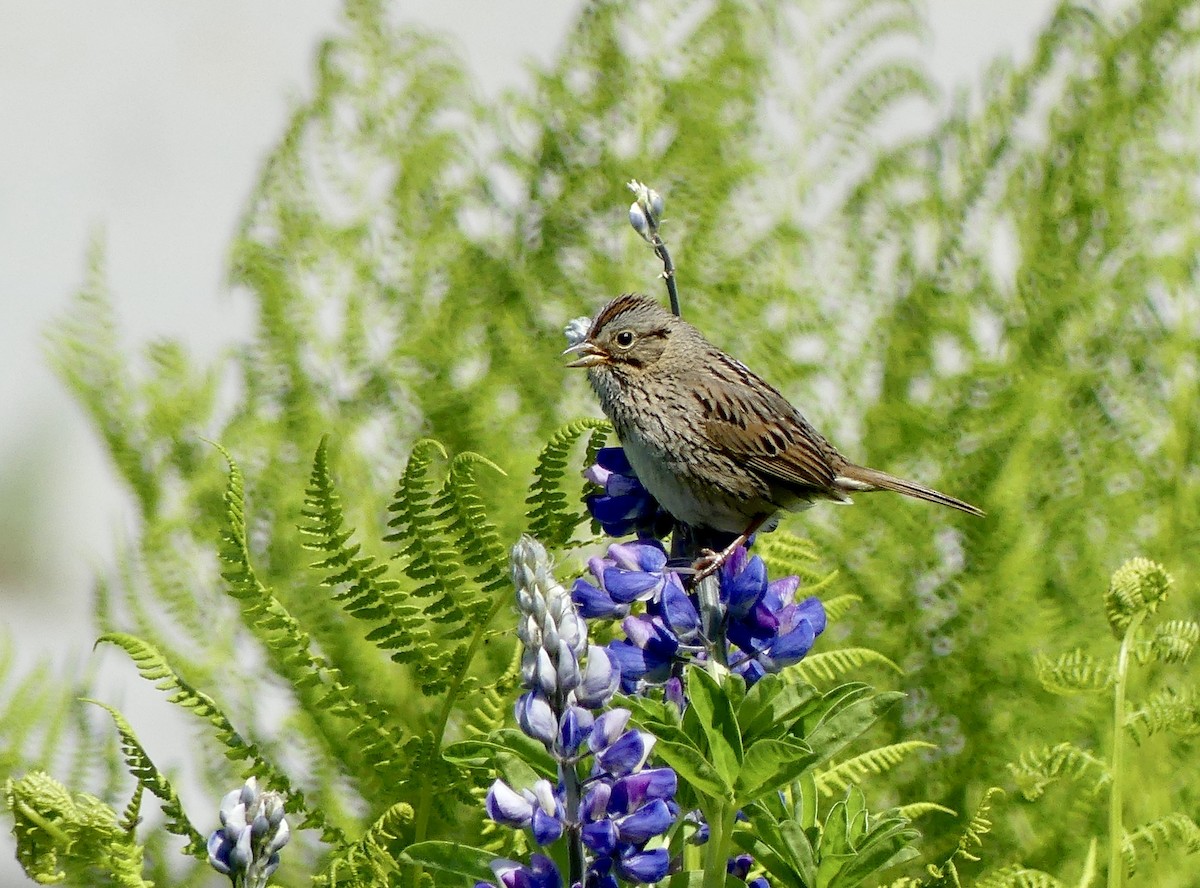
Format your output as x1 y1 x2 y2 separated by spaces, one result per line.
690 548 725 583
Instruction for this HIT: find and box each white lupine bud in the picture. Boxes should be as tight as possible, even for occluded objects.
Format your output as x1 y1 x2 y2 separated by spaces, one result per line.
629 201 650 237
564 316 592 347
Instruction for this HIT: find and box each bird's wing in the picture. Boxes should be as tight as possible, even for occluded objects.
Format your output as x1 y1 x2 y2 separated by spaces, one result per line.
693 356 839 495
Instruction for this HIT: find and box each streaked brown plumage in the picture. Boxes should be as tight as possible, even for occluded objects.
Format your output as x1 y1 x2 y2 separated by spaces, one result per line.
565 294 982 574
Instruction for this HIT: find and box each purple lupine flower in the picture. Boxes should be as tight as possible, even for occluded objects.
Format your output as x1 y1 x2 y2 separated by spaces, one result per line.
488 707 677 885
206 777 289 888
591 542 824 688
584 448 672 539
718 550 826 684
573 539 672 619
727 852 771 887
478 854 562 888
495 537 679 886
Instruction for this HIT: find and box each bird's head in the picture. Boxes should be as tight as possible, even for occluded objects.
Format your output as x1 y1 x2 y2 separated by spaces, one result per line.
563 294 680 374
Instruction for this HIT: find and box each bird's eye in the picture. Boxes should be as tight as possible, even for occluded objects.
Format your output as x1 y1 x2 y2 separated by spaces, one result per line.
615 330 635 348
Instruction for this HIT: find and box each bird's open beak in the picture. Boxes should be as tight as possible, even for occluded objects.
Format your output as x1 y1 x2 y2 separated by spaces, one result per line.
562 341 608 368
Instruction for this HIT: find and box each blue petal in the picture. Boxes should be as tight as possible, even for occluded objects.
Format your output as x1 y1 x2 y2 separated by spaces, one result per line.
575 647 619 709
621 615 680 657
661 576 701 639
727 854 754 879
794 595 827 635
589 493 642 525
572 578 627 619
608 540 668 573
596 729 652 776
485 780 533 826
595 447 633 474
589 709 632 753
724 555 768 618
531 807 563 845
581 818 617 855
581 782 612 821
616 847 671 883
557 706 592 756
614 799 674 842
763 575 800 611
515 692 557 746
602 567 662 603
765 621 816 665
610 768 678 812
606 641 651 692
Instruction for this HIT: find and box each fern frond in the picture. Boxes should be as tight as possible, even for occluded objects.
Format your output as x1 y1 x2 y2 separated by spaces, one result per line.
1121 812 1200 876
95 632 339 843
384 441 511 691
45 243 158 517
894 800 956 821
1034 650 1113 695
1008 742 1110 801
319 801 415 887
5 769 151 888
820 593 860 622
216 445 409 802
972 864 1068 888
1125 688 1200 744
789 646 902 683
440 451 510 614
525 419 610 546
755 532 836 588
84 699 206 857
1149 619 1199 664
299 436 433 681
301 435 404 623
815 740 936 796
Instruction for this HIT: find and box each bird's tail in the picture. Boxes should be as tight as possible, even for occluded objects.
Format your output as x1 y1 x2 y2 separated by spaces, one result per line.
835 464 985 517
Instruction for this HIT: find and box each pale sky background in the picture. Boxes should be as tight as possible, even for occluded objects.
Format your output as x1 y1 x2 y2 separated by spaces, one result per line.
0 1 1057 883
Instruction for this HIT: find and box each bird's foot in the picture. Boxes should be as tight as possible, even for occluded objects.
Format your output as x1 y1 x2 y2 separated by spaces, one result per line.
690 546 733 584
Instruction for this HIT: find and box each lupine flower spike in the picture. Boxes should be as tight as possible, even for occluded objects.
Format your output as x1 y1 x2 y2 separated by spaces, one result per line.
207 777 290 888
481 537 678 888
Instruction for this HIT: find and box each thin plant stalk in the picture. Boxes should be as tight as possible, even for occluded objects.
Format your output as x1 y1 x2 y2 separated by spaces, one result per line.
1107 610 1145 888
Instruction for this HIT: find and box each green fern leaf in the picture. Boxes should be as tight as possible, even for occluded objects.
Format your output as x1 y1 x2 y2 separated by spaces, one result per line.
820 593 862 622
1125 688 1200 744
441 451 510 611
1034 650 1113 695
319 801 415 886
972 864 1068 888
215 444 410 801
525 419 610 546
894 800 957 821
1149 619 1199 664
300 437 429 666
5 769 151 888
1008 742 1110 801
789 646 902 683
95 632 340 843
815 740 936 796
755 532 838 588
84 699 206 857
1121 812 1200 876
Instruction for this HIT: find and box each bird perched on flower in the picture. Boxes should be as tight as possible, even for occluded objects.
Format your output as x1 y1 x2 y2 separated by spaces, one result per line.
565 294 983 577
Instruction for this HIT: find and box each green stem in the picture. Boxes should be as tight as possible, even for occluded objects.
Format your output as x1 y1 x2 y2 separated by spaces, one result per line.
411 583 513 878
1107 611 1145 888
701 803 734 888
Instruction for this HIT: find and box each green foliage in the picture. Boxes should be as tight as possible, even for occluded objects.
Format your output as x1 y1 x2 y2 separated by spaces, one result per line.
6 0 1200 883
737 784 922 888
5 771 150 888
1010 559 1198 884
